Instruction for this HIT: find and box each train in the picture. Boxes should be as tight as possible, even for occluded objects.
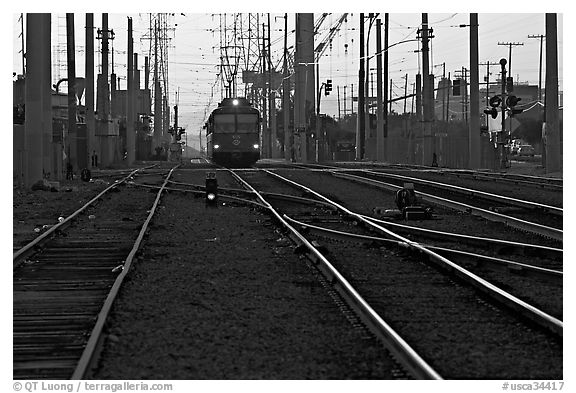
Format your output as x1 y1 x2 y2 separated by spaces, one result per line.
205 98 261 167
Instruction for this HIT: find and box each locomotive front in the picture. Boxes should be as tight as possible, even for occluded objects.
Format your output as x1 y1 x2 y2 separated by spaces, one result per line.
206 98 261 167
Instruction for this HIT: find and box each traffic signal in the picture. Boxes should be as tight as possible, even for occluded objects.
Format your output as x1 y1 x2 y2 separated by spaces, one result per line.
484 95 501 119
325 79 333 96
484 107 498 119
489 95 502 108
453 79 461 96
205 172 218 207
506 76 514 92
506 95 523 116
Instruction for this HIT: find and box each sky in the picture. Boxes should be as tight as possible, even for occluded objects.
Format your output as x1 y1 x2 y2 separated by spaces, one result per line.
10 7 565 152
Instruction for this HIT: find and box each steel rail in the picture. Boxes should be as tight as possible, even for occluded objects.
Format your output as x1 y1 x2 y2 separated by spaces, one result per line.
127 182 269 210
292 163 563 212
13 168 145 269
359 169 563 216
431 170 563 191
229 169 443 380
360 215 562 259
264 170 563 337
381 163 563 185
71 165 180 379
131 181 334 210
330 171 563 242
283 215 562 283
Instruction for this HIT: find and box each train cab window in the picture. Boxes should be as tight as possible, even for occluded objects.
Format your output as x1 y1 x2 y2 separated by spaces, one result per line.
236 114 259 133
213 114 235 133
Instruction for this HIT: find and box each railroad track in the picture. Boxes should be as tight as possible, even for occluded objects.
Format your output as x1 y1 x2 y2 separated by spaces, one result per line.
281 163 562 242
225 168 562 379
13 166 178 379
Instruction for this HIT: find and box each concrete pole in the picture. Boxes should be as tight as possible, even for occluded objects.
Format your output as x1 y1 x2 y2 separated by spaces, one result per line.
86 14 95 169
383 14 389 159
24 14 45 187
545 13 561 173
421 13 433 166
42 14 53 179
66 14 77 173
126 17 135 164
376 18 384 162
283 13 291 161
356 13 365 160
154 20 162 150
261 27 268 159
468 13 481 169
294 13 314 163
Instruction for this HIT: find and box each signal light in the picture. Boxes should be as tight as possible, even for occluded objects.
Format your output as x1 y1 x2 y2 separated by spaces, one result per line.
205 172 218 207
506 76 514 92
325 79 333 96
489 95 502 108
506 95 523 117
484 107 499 119
506 95 521 107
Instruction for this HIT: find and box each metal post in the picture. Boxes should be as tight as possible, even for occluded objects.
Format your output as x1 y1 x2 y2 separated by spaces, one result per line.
356 13 365 160
283 13 291 161
469 13 480 169
544 13 561 173
376 18 384 161
127 17 135 164
500 58 508 169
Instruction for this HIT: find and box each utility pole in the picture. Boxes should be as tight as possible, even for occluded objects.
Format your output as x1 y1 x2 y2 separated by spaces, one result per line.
497 42 523 77
446 72 450 122
403 74 408 115
86 14 95 169
261 23 268 158
384 13 389 158
337 85 341 120
420 13 433 166
356 13 365 160
66 14 77 172
153 19 162 153
528 34 545 103
267 14 278 159
127 17 135 165
24 14 49 187
282 13 291 161
469 13 480 169
544 13 561 173
499 58 508 169
376 18 383 161
294 13 314 163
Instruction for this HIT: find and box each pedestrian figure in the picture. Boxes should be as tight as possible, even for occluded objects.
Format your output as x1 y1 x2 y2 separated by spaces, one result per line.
432 152 438 167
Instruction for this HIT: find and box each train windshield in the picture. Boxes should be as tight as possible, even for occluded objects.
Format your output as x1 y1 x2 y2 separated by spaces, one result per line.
237 114 259 133
213 114 235 133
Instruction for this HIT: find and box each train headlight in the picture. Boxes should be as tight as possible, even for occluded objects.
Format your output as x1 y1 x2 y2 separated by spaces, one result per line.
214 144 220 149
232 99 239 106
253 144 259 149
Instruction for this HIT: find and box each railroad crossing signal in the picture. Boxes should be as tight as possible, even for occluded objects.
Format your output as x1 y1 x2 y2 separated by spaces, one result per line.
325 79 333 96
484 95 501 119
506 95 523 116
